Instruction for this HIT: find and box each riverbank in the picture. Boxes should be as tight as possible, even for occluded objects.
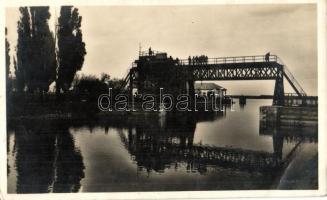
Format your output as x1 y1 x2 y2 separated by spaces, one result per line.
277 143 318 189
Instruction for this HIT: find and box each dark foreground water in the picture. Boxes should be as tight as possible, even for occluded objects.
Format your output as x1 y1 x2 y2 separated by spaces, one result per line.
7 100 318 193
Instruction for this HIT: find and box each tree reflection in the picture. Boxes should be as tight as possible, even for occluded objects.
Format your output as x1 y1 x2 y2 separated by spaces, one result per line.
52 126 85 192
13 120 85 193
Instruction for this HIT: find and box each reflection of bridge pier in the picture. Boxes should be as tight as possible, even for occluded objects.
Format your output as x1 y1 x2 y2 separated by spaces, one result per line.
260 120 318 144
272 133 284 161
259 120 318 184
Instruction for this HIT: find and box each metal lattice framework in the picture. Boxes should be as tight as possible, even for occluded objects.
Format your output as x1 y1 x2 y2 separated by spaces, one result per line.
190 63 281 81
177 55 282 81
122 54 306 106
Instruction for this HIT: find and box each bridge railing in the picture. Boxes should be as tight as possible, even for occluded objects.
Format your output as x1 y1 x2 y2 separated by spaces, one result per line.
277 57 307 96
284 93 317 106
139 50 166 57
178 55 278 65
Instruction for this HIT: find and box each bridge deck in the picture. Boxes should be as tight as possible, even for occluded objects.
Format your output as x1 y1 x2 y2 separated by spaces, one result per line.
178 55 279 65
179 61 282 81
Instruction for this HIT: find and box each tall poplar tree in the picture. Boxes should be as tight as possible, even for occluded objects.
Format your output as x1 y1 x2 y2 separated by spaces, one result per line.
5 27 11 93
56 6 86 93
16 6 56 93
16 7 31 92
5 27 10 79
29 7 57 93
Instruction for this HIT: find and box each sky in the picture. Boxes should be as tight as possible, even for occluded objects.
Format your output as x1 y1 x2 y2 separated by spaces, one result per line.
5 4 317 95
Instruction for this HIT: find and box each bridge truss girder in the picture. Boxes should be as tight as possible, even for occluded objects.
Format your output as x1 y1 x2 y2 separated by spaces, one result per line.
189 63 281 81
188 63 285 106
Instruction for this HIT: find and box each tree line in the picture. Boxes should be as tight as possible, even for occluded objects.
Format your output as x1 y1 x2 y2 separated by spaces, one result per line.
6 6 87 95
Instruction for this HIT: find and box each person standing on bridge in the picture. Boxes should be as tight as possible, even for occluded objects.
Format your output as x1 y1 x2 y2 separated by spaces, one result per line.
149 47 153 56
188 56 192 65
265 52 270 62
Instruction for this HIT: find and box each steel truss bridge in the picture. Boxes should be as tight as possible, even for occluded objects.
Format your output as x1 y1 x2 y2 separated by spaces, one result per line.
123 54 307 106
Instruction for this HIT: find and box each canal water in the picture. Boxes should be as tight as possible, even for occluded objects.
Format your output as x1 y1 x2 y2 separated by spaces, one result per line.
7 100 318 193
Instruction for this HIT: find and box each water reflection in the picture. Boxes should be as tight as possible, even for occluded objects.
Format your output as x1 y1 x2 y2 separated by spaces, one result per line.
8 120 85 193
120 113 317 176
7 101 318 193
260 123 318 144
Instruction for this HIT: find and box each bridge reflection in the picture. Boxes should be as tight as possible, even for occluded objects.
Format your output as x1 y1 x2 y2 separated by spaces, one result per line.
118 113 316 175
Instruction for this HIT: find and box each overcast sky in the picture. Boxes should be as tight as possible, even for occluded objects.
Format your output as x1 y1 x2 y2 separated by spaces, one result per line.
6 4 317 95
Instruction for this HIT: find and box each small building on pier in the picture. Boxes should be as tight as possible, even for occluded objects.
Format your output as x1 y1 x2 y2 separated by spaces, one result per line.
194 82 226 98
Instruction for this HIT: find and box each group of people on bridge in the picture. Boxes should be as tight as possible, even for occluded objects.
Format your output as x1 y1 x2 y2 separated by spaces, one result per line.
148 47 271 64
188 55 209 65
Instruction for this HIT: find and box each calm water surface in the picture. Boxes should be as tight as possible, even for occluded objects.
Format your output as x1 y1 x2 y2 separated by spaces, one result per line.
7 100 318 193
